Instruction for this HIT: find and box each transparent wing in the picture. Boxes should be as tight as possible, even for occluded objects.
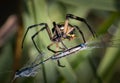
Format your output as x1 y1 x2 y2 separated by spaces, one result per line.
86 38 120 49
12 53 45 82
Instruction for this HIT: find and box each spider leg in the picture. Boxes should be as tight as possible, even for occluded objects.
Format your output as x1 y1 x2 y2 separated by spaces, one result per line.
31 30 43 54
57 60 65 67
22 24 40 48
63 17 69 34
47 43 57 53
56 43 65 67
66 27 74 35
47 42 66 53
22 23 52 54
65 14 97 38
53 22 62 37
61 40 68 49
74 25 86 43
22 23 52 48
47 42 65 67
65 25 86 43
40 23 53 40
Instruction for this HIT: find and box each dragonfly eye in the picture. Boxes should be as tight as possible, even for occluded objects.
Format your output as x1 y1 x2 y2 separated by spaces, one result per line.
79 43 86 47
15 70 20 75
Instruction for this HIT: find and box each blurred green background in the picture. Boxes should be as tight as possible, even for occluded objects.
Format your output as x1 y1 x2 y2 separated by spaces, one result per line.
0 0 120 83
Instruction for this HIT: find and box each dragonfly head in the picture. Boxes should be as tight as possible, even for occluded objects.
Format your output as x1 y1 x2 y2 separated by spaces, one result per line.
79 43 86 48
11 70 20 83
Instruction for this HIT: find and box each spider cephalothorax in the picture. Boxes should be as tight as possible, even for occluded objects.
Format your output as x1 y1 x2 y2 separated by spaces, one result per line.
22 14 96 67
52 22 76 42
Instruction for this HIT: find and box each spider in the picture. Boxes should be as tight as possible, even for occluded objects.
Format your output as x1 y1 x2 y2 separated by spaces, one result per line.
22 14 96 67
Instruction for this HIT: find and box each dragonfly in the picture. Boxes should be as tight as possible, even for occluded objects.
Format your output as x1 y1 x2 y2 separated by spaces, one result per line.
12 38 120 82
12 43 87 82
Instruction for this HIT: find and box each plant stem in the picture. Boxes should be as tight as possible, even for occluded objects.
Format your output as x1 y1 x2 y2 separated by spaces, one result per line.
31 0 47 83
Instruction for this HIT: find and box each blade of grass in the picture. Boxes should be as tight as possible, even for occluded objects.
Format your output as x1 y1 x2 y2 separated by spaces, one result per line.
97 12 120 35
48 1 78 83
30 0 47 83
97 20 120 83
55 0 117 11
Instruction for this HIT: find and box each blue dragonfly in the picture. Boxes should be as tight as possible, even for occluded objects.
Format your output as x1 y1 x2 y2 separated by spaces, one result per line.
12 38 120 82
11 43 87 82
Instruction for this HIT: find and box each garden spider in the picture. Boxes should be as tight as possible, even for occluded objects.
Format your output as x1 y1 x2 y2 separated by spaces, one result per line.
22 14 96 67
